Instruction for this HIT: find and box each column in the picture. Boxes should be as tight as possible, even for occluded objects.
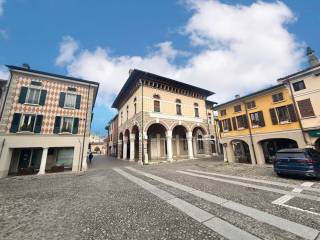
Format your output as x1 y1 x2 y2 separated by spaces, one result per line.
0 146 13 178
38 147 48 175
223 143 228 162
129 134 135 161
166 130 173 162
186 131 194 159
117 141 122 159
123 137 128 160
176 134 180 156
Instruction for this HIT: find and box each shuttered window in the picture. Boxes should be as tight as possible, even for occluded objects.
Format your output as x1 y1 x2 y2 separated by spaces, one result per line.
220 109 226 116
270 104 297 124
246 101 256 109
297 99 315 118
234 105 241 113
222 118 232 131
53 116 79 134
250 111 265 127
18 86 47 106
292 80 306 91
236 115 248 129
9 113 43 133
272 92 284 103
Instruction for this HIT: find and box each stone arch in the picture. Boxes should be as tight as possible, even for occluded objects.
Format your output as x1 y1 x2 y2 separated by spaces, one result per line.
230 139 252 164
190 123 208 136
258 138 298 164
144 119 170 132
124 129 130 160
172 125 188 159
146 123 167 161
131 125 140 160
169 122 191 132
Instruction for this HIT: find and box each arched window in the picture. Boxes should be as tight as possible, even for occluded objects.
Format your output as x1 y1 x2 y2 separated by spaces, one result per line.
194 103 199 117
126 105 129 120
208 113 212 124
134 97 137 114
153 94 160 112
176 99 182 115
121 112 123 124
197 135 204 151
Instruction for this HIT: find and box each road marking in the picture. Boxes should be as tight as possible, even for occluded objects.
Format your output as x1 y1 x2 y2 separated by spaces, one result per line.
186 169 320 193
126 167 320 240
177 170 320 202
272 182 320 216
113 168 260 240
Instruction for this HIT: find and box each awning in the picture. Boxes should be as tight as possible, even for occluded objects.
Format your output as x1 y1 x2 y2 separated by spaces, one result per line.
308 130 320 137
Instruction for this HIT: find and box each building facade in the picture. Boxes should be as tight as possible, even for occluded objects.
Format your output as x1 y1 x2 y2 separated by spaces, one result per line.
278 47 320 150
106 114 118 157
111 69 217 164
0 65 99 178
215 84 306 165
89 134 106 154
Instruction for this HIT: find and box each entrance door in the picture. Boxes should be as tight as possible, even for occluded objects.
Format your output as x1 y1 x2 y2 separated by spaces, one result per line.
18 149 32 169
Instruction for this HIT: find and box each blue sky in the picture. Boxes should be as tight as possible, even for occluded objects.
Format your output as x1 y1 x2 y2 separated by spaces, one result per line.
0 0 319 136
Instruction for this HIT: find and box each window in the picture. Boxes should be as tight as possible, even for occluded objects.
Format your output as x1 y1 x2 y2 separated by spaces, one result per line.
153 94 160 112
250 111 265 127
61 117 74 133
236 115 245 129
126 105 129 120
269 106 297 125
194 103 199 117
197 135 204 151
297 99 315 118
134 97 137 114
208 113 212 124
246 101 256 109
176 99 182 115
220 109 226 116
121 112 123 124
64 93 77 108
26 88 41 104
234 104 241 112
222 119 232 131
292 80 306 91
276 106 290 123
19 114 36 132
272 92 284 103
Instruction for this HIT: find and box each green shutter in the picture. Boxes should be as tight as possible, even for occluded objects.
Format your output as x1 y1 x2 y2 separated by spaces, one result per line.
39 90 47 106
18 87 28 104
269 108 278 125
72 118 79 134
10 113 21 133
53 116 61 133
59 92 66 107
34 115 43 133
75 95 81 109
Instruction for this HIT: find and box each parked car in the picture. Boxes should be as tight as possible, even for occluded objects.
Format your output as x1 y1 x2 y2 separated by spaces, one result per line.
274 148 320 178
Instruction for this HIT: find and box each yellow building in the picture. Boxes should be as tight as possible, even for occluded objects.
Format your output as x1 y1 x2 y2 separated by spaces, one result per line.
215 84 306 165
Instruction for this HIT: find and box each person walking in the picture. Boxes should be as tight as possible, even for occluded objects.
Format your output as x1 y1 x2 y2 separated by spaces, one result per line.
88 152 93 165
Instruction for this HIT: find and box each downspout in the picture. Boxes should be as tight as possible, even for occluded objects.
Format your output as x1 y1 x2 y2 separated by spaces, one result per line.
286 81 309 145
243 101 257 164
80 84 91 171
205 102 212 157
140 79 144 164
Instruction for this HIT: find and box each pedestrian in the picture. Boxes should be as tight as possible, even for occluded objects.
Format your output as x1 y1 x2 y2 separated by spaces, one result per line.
89 152 93 165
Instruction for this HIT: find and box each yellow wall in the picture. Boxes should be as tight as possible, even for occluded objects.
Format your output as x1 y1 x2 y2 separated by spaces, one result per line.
217 86 301 138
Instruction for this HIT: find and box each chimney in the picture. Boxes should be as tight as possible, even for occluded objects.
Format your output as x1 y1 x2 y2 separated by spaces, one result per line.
22 63 30 69
235 94 240 99
306 47 319 67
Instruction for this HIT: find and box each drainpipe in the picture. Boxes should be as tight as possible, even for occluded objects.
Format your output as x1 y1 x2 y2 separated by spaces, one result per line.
80 84 91 171
243 101 257 164
286 81 309 146
205 102 212 158
140 78 144 164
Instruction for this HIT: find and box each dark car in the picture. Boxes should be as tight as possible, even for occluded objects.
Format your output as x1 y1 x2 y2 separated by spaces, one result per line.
274 148 320 178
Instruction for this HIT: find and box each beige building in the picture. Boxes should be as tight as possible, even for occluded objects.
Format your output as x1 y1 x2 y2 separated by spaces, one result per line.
89 134 106 154
111 69 218 164
278 47 320 150
106 114 118 157
0 65 99 178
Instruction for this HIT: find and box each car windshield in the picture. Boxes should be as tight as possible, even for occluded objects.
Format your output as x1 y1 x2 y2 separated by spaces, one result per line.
276 152 306 158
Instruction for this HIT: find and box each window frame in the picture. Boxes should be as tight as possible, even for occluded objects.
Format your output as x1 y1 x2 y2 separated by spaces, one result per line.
292 80 306 92
194 103 199 117
246 101 256 110
19 114 36 132
250 112 261 127
234 104 242 113
220 109 227 116
272 92 284 103
64 92 77 109
25 87 41 105
222 119 231 132
60 116 74 133
275 105 291 124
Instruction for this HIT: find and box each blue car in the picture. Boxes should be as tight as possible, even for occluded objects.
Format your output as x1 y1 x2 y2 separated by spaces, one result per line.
274 148 320 178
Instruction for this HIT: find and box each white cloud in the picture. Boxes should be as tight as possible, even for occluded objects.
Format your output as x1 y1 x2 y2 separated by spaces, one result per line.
56 0 304 108
0 0 5 16
55 36 79 66
0 65 9 80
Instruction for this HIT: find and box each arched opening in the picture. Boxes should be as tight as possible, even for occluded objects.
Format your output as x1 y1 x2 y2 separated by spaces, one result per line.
147 123 167 161
192 127 206 156
259 138 298 164
315 138 320 151
231 140 252 164
132 125 139 160
119 132 123 159
124 129 130 160
210 135 216 154
172 125 188 159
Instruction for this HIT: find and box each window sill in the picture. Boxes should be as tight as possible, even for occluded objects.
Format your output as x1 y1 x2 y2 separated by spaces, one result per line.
63 107 77 110
279 121 291 125
273 100 285 104
23 103 40 106
16 131 35 134
301 116 316 119
237 127 245 130
252 125 262 129
59 132 73 135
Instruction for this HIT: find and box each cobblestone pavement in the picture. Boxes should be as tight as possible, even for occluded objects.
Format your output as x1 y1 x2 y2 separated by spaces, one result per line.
0 155 319 240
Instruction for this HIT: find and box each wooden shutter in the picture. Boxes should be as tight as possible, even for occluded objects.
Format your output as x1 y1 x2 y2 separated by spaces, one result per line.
269 108 278 125
242 115 248 129
287 104 297 122
34 115 43 133
218 121 223 133
258 111 265 127
297 99 315 118
59 92 66 107
75 95 81 109
227 118 232 131
39 90 47 106
53 116 61 133
10 113 21 133
232 117 237 130
18 87 28 104
72 118 79 134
